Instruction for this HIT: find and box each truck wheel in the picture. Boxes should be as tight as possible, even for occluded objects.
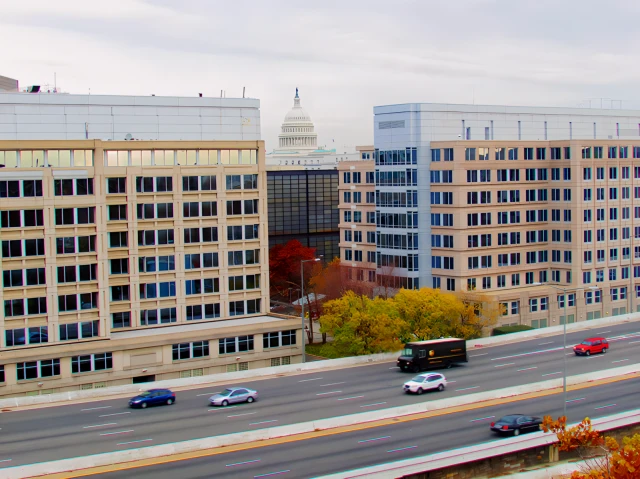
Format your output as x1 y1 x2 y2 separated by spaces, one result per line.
412 365 420 373
445 361 452 369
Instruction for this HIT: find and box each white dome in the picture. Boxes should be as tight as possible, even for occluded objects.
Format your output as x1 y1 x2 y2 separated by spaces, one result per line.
277 89 318 152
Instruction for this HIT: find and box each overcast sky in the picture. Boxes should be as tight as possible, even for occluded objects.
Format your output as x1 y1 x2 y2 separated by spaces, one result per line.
3 0 640 151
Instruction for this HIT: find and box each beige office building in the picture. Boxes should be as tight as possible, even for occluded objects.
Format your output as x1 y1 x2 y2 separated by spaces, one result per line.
0 140 301 397
338 146 377 285
429 140 640 328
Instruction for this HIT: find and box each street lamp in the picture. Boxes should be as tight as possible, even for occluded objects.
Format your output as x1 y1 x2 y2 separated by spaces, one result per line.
300 257 322 363
545 283 598 419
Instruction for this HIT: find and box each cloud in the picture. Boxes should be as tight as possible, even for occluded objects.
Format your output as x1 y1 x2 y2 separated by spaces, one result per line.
2 0 640 151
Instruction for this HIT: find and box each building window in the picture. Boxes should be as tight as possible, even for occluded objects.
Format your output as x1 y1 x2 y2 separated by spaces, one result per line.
72 353 113 373
112 312 131 329
219 335 255 354
263 330 297 349
172 341 210 361
17 359 60 381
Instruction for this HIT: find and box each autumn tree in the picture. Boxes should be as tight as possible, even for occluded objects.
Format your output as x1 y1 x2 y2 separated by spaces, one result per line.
392 288 461 342
542 415 640 478
268 240 317 298
319 291 404 356
452 290 503 339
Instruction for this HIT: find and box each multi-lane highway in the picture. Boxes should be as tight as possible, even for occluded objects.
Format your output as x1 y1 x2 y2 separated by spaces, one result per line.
91 378 640 479
1 321 638 469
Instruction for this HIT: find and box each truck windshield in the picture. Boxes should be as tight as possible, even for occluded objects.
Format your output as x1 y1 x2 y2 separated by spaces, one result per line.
401 348 413 356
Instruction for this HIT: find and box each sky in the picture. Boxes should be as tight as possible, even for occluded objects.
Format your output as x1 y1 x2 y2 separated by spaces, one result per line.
2 0 640 152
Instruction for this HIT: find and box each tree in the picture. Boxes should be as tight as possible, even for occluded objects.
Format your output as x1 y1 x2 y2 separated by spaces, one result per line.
392 288 461 342
452 290 503 339
542 415 640 478
319 291 404 356
268 240 317 298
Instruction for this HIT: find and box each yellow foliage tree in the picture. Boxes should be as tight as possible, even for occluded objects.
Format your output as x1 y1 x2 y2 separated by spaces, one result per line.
319 291 404 356
452 290 503 339
392 288 461 342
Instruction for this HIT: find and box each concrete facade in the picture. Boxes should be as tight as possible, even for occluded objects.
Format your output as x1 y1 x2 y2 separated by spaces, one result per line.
0 92 260 141
373 103 640 295
338 146 376 284
0 139 302 397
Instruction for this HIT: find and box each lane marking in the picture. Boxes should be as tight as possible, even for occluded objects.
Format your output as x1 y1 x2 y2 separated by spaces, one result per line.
99 430 134 436
517 366 537 372
337 395 365 401
469 353 488 357
196 392 220 397
492 347 563 361
389 367 398 369
99 412 131 418
298 377 323 382
470 415 495 423
455 386 479 392
227 459 261 467
83 423 117 429
228 412 257 418
542 371 562 377
319 382 346 387
316 390 342 396
358 435 391 443
494 363 515 368
254 470 290 478
587 355 604 359
117 439 152 446
45 372 640 479
360 402 387 408
598 330 611 334
250 420 278 426
0 459 11 464
629 340 640 345
387 445 417 453
566 398 586 404
595 404 617 410
612 359 629 363
447 380 457 384
81 406 112 412
538 341 554 345
208 406 238 412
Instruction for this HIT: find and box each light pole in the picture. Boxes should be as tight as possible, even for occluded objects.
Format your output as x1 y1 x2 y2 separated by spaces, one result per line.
300 257 322 363
546 284 597 419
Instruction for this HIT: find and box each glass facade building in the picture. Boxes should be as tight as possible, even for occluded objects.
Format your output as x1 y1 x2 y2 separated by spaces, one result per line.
267 170 340 261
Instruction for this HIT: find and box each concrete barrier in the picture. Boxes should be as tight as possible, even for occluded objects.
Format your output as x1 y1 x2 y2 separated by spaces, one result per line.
2 364 639 479
312 409 640 479
1 312 637 410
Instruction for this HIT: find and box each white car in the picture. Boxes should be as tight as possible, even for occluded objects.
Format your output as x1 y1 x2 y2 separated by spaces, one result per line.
403 373 447 395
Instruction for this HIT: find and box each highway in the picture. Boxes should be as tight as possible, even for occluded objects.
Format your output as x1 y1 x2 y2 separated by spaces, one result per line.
93 378 640 479
0 321 638 469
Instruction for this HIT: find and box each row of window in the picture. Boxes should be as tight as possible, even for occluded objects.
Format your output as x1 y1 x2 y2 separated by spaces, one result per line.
106 225 260 249
343 191 376 204
5 320 99 347
105 149 257 168
174 331 296 360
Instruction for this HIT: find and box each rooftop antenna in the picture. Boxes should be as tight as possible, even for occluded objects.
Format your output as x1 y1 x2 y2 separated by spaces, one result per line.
220 90 223 98
54 72 57 93
243 87 245 98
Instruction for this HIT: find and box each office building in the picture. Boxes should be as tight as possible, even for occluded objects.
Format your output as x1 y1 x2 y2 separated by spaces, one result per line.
338 146 376 284
0 140 301 397
373 102 640 327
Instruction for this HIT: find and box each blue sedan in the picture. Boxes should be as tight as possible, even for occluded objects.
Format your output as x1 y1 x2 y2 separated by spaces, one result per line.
129 389 176 409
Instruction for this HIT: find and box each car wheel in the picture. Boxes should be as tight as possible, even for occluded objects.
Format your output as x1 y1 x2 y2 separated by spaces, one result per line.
222 400 229 407
247 396 254 403
513 428 520 436
141 402 148 409
417 388 424 395
602 348 607 354
166 398 173 405
586 350 590 356
437 384 445 391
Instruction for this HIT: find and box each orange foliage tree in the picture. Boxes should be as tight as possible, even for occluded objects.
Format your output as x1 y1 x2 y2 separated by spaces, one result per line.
542 415 640 478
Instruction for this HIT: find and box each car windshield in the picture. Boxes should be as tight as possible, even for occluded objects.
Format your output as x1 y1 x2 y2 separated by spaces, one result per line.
410 375 426 382
401 348 414 356
138 392 152 398
220 389 234 396
580 341 592 346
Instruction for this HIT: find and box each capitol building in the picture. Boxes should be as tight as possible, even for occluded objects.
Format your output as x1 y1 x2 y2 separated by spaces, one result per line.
266 89 366 169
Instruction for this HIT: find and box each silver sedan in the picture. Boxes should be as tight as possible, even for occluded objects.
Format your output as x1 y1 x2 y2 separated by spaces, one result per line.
209 387 258 407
